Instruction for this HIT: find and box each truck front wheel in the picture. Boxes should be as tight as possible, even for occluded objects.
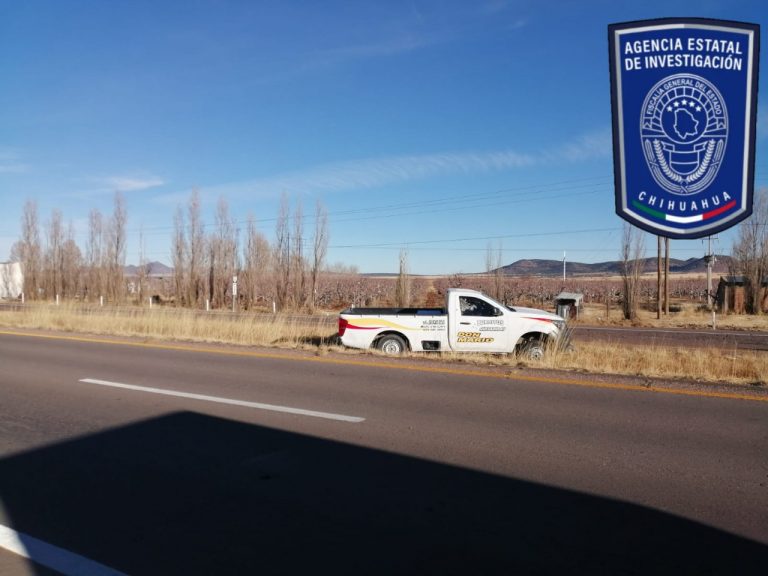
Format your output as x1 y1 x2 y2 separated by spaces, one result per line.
376 334 407 355
519 338 546 360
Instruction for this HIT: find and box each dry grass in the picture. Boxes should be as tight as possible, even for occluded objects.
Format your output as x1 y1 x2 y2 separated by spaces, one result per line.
1 303 766 387
541 341 767 386
435 340 767 386
576 301 768 331
0 304 334 349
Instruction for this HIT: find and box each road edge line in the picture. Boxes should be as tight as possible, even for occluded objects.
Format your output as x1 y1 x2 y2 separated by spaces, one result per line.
0 523 127 576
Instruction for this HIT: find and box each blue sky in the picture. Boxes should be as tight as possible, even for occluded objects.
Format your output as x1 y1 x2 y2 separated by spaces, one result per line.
1 0 766 274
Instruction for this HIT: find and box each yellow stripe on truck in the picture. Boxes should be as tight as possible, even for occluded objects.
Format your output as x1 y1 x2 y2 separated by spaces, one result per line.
348 318 413 331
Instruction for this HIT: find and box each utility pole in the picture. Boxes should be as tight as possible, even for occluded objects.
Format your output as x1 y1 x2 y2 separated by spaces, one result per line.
657 236 662 319
704 235 718 329
664 237 670 315
704 236 717 309
233 226 240 314
563 251 566 282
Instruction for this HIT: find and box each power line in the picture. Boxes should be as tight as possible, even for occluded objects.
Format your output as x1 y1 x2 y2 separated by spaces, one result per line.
331 227 622 249
0 175 614 238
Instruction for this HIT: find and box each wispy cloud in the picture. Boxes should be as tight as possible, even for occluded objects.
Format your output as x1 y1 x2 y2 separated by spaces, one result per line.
258 149 537 194
478 0 527 30
96 175 166 192
0 150 29 174
154 150 537 205
482 0 512 13
155 129 610 205
319 34 432 63
0 162 29 174
63 173 167 199
549 128 613 163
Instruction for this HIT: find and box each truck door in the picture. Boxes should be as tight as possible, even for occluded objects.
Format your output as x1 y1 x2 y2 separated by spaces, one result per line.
449 295 508 352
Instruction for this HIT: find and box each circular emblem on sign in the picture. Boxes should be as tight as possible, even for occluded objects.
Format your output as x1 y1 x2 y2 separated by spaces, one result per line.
640 73 727 195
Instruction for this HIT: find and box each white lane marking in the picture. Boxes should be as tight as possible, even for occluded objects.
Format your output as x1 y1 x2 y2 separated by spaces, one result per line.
79 378 365 423
0 523 126 576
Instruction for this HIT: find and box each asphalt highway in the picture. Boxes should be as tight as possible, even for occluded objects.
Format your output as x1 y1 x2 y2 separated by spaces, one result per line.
1 330 767 575
572 324 768 351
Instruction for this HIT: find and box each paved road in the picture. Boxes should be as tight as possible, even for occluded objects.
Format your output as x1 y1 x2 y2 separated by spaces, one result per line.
1 330 767 575
573 325 768 351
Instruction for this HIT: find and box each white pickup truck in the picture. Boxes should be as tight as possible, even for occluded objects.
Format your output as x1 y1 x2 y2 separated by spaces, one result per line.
338 288 566 358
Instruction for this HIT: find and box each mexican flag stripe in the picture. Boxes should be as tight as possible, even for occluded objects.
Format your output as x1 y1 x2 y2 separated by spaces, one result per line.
632 200 737 225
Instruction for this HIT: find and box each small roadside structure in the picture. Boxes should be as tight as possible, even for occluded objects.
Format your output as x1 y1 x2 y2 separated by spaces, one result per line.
0 262 23 299
554 291 584 319
716 276 768 314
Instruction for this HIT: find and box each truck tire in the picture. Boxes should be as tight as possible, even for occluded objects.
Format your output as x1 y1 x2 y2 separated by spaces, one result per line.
376 334 407 355
520 338 545 360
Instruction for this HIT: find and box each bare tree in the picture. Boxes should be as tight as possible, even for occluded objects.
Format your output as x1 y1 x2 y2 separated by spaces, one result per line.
62 220 82 298
187 189 205 307
105 191 127 303
485 241 504 301
243 214 272 309
207 197 237 308
18 200 42 300
619 223 646 320
86 209 105 302
485 242 495 277
44 209 64 300
274 193 291 311
172 204 187 306
136 226 149 304
291 199 306 309
395 248 410 307
206 228 217 307
309 200 329 313
731 189 768 314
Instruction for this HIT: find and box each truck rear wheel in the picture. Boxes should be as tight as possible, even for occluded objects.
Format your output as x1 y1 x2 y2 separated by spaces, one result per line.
376 334 407 355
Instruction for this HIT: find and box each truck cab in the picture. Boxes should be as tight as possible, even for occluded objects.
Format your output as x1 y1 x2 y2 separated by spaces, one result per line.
446 289 564 357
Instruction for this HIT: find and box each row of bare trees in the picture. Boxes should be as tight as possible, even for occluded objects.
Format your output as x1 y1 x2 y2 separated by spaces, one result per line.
12 194 127 303
170 190 328 312
11 189 330 312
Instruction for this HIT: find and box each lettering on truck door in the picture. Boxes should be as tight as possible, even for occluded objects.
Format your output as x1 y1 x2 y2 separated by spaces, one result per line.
450 295 508 352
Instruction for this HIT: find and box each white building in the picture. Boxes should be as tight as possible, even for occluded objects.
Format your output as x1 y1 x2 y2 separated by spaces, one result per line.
0 262 23 299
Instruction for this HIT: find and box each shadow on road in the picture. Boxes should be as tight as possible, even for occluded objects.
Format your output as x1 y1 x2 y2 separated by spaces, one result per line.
1 412 765 575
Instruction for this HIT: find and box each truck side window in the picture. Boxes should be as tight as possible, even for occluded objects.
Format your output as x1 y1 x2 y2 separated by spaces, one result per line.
460 296 499 317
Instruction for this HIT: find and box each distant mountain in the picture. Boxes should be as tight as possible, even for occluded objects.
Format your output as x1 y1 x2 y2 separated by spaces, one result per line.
121 258 732 279
124 261 174 276
496 255 732 277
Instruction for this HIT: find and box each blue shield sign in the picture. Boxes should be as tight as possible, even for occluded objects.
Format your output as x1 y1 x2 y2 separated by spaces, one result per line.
609 19 760 238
